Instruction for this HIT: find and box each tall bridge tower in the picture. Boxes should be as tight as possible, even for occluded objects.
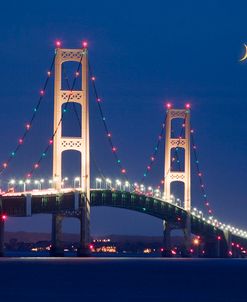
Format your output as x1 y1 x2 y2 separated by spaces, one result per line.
53 46 90 197
163 107 191 254
51 45 90 256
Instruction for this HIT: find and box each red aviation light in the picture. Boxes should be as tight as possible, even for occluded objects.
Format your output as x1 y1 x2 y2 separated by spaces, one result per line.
166 103 172 109
82 41 88 48
55 40 61 48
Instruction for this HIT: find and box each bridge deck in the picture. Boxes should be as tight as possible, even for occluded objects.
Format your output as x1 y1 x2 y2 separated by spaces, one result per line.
1 189 246 249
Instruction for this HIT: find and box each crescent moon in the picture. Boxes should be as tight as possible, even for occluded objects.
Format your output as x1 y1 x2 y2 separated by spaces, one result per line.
240 44 247 61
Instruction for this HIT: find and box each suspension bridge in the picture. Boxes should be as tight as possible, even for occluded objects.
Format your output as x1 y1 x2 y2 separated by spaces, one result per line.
0 42 246 258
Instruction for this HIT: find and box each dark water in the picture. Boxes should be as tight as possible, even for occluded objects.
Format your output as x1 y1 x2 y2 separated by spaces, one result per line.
0 258 246 302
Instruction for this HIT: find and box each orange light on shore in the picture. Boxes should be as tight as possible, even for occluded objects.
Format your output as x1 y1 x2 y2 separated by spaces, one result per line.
193 238 200 245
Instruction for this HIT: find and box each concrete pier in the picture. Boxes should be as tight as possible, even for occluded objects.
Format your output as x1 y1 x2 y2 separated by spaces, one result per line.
162 221 172 257
0 216 4 257
77 195 90 257
50 214 64 257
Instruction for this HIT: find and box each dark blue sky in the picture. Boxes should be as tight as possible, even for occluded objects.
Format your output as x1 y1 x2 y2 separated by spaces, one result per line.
1 0 247 236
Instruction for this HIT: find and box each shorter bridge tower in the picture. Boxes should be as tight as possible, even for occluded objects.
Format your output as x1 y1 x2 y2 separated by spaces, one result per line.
164 107 191 210
163 106 191 255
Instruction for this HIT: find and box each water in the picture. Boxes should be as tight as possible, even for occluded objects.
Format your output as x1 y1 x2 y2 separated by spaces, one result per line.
0 257 246 302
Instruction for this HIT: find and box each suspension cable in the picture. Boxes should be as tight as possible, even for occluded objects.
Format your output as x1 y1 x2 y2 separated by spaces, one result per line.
0 52 56 175
191 127 213 215
25 49 85 178
88 61 129 182
140 114 167 184
62 67 110 186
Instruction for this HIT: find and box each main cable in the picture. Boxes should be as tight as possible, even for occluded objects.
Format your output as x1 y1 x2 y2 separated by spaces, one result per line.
62 67 110 186
0 52 56 175
25 48 85 177
190 127 213 215
140 114 167 184
88 61 129 182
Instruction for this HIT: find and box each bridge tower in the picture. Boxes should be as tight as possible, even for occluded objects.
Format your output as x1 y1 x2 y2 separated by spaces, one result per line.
51 46 90 256
53 46 90 195
163 106 191 254
164 107 191 210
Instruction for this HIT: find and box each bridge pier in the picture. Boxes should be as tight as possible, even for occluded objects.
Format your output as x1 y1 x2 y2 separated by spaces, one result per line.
0 216 4 257
77 195 90 257
203 234 229 258
224 230 232 257
203 239 219 258
50 214 64 257
181 214 191 257
162 221 173 257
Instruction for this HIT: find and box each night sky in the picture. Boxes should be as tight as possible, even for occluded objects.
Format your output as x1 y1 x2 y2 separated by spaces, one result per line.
1 0 247 237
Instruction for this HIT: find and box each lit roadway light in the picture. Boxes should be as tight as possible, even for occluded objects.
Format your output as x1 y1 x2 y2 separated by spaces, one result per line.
175 198 181 207
24 179 31 192
34 180 41 190
74 177 81 189
8 179 16 192
140 184 145 193
62 177 68 189
106 178 112 189
124 181 130 191
193 207 199 216
40 179 44 190
95 178 102 189
147 186 153 196
9 179 15 185
115 179 122 190
18 180 24 186
154 189 161 198
18 180 24 192
133 183 139 193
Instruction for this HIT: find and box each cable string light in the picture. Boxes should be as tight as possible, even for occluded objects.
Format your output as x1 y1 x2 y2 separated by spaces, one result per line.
0 52 56 175
62 65 111 189
190 127 213 215
25 41 85 178
88 61 129 181
136 104 184 194
140 113 167 184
